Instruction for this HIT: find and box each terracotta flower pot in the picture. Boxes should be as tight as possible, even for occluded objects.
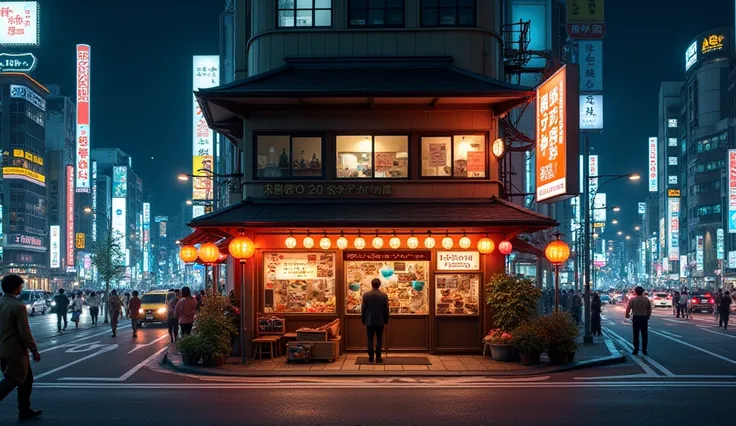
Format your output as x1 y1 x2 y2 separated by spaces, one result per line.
519 351 541 366
488 344 517 362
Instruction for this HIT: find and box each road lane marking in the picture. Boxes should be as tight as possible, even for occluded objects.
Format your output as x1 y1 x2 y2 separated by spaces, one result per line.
603 328 675 377
58 346 169 382
34 345 118 379
697 327 736 340
649 330 736 366
39 325 130 353
128 333 169 354
602 329 660 377
657 330 682 338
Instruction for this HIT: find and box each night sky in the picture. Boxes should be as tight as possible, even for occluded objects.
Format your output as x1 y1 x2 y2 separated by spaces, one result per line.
31 0 735 224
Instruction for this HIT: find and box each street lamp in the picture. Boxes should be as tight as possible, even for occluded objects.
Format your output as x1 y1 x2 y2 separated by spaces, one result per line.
611 219 619 224
185 200 193 205
228 234 255 364
545 233 570 312
177 169 244 211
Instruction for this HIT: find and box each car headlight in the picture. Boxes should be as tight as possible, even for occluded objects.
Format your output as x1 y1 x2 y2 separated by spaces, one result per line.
51 301 56 306
157 307 167 314
25 304 31 309
139 308 144 314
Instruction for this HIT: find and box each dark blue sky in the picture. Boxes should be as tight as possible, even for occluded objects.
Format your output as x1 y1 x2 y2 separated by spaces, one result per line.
34 0 224 218
30 0 735 223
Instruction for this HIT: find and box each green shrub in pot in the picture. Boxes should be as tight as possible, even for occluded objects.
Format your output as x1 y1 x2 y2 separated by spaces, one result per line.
511 319 546 365
177 334 204 365
538 312 579 365
485 273 542 332
195 289 238 365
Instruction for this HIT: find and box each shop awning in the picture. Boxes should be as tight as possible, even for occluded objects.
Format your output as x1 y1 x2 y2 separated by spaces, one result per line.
188 196 557 232
195 56 534 141
178 228 231 246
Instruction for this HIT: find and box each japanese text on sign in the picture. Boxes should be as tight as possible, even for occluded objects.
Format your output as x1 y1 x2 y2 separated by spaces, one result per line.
728 150 736 233
0 52 37 72
192 55 219 209
536 67 568 202
0 1 39 46
66 165 75 267
343 251 431 262
580 40 603 91
275 260 318 280
436 251 480 271
566 0 605 23
580 94 603 130
76 44 91 192
263 183 392 197
9 84 44 111
566 23 606 39
648 138 658 192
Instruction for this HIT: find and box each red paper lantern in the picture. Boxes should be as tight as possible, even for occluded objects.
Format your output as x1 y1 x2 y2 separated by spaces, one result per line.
499 240 513 255
198 242 220 264
545 239 570 265
229 236 256 261
179 245 198 263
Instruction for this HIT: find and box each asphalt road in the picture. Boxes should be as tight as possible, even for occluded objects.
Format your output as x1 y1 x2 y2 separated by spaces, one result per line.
0 305 732 425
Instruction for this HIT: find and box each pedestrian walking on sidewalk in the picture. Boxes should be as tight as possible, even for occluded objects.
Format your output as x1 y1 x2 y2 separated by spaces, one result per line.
166 290 181 343
625 286 652 356
175 287 198 336
571 291 583 326
53 289 69 332
123 292 131 319
70 293 83 329
361 278 390 364
0 274 43 421
128 291 141 338
715 290 723 322
677 290 689 319
672 291 680 315
107 290 123 337
719 291 732 329
591 292 602 336
87 291 101 326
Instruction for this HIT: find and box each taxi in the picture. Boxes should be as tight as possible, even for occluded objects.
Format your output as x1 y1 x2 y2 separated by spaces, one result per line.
138 291 172 324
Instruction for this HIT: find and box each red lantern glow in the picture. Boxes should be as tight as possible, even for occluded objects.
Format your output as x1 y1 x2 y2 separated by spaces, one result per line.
229 236 256 261
499 240 513 255
198 242 220 264
179 245 198 263
545 239 570 265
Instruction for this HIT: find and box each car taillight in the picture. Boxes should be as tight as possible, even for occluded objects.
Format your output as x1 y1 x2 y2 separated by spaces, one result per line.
709 299 715 304
667 295 672 299
692 298 698 304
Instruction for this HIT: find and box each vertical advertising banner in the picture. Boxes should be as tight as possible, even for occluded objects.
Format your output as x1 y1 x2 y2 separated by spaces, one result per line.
667 198 679 261
648 137 658 192
112 166 127 198
579 40 603 91
641 241 646 277
535 65 580 203
143 202 150 273
696 235 704 272
680 255 687 278
50 225 60 268
66 165 75 267
638 202 646 215
588 154 598 196
192 55 220 216
729 251 736 269
91 161 97 242
593 193 606 223
111 197 127 265
579 94 603 130
728 150 736 233
717 228 724 260
75 44 91 192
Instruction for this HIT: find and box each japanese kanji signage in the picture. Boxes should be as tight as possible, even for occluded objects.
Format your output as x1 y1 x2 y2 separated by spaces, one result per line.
436 251 480 271
648 138 658 192
535 65 580 203
0 1 38 46
728 150 736 233
192 55 219 214
566 0 605 39
579 40 602 91
75 233 85 250
66 165 75 267
76 44 91 193
0 52 36 73
579 94 603 130
686 28 731 72
344 251 431 262
262 183 393 197
668 198 679 261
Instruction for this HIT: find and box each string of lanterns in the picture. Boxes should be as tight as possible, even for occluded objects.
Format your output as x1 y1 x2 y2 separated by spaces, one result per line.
280 231 512 254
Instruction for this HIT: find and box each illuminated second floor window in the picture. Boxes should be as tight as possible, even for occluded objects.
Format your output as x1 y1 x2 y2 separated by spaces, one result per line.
278 0 332 28
421 0 476 27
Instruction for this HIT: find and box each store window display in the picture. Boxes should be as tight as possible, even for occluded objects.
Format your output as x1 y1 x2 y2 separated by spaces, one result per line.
336 135 408 178
263 252 336 313
421 134 485 178
345 259 429 314
256 135 323 178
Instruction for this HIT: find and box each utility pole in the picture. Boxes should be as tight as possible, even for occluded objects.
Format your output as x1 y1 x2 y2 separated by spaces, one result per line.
582 133 593 343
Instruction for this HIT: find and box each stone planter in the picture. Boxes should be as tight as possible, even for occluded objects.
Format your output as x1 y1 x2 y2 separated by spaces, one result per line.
488 344 517 362
519 351 541 366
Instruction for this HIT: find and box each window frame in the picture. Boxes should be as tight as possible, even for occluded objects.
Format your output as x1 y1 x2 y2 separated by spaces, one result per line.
277 0 333 29
347 0 406 28
419 132 489 180
335 133 411 180
420 0 477 28
253 133 327 180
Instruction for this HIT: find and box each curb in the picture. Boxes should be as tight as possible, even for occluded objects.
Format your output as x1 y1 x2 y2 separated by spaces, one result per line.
162 339 625 378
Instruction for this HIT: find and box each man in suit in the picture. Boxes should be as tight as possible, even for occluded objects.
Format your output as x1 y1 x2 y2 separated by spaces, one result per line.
0 274 42 421
361 278 390 363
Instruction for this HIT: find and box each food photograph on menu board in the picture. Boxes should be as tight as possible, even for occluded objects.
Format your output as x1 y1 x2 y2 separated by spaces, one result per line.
345 260 429 315
435 274 480 315
263 252 336 313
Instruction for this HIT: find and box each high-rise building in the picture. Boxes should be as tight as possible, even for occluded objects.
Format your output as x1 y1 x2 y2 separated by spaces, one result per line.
0 73 49 290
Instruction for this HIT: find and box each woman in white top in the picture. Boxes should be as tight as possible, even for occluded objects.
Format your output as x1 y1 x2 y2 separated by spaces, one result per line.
71 293 84 328
87 291 101 326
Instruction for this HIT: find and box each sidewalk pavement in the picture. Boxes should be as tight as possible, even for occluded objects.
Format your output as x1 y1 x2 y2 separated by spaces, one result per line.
164 336 624 377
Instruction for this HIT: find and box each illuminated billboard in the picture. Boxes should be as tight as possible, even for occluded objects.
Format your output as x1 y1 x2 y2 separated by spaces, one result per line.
668 198 679 261
76 44 91 192
717 228 724 260
648 137 657 192
729 150 736 233
112 166 127 198
66 165 75 267
0 1 39 46
686 28 731 72
50 225 60 268
579 94 603 130
535 64 580 203
696 235 704 272
593 193 606 223
143 202 150 273
111 197 127 266
92 161 97 242
192 55 220 214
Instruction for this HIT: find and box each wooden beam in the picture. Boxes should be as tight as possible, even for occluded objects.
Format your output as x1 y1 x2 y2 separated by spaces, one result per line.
429 97 440 108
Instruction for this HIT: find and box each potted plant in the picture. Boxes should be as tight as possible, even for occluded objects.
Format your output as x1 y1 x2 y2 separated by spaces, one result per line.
483 329 516 361
196 289 238 367
485 274 542 332
511 319 545 366
539 312 579 365
177 334 203 366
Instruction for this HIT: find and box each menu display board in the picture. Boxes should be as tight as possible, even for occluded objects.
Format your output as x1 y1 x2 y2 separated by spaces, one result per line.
345 260 429 315
264 252 336 313
435 274 480 315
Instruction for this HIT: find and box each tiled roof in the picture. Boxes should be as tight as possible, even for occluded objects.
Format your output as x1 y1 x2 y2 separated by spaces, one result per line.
189 197 557 230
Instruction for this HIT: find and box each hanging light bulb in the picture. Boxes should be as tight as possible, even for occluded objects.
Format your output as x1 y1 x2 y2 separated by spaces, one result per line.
319 231 331 250
372 230 384 249
424 231 436 249
389 231 401 249
407 231 419 249
354 232 366 250
459 232 472 249
285 232 297 249
336 232 348 250
441 231 453 249
303 232 314 249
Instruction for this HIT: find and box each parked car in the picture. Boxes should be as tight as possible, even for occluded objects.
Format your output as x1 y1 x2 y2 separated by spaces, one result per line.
20 290 48 316
651 292 673 308
600 294 612 304
689 292 715 314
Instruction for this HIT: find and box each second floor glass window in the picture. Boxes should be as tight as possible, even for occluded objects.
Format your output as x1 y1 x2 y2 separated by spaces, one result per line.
420 0 476 27
278 0 332 28
421 135 486 178
256 135 324 179
348 0 405 27
336 135 409 178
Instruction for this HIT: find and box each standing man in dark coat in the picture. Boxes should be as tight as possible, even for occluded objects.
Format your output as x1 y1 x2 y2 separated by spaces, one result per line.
53 289 70 332
361 278 389 363
0 275 42 420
